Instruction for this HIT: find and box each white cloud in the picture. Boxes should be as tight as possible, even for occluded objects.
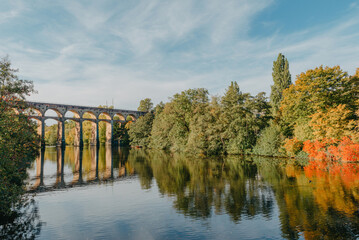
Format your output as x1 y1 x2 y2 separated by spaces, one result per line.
0 0 358 111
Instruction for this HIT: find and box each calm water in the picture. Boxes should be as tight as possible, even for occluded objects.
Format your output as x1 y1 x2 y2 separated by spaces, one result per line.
4 146 359 239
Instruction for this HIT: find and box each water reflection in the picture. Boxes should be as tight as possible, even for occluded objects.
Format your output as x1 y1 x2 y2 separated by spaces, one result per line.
128 150 359 239
0 198 42 239
28 146 133 192
26 147 359 239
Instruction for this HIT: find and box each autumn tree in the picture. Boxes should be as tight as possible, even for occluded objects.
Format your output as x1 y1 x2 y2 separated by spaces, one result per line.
280 66 357 141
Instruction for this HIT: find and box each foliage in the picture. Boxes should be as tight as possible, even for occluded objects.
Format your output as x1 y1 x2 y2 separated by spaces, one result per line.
270 53 291 117
280 66 357 139
309 104 357 140
252 121 285 157
129 112 154 147
221 82 270 154
45 124 58 145
150 88 210 152
0 56 36 100
303 137 359 162
277 65 359 158
186 96 224 155
0 56 39 218
282 137 303 157
137 98 153 112
146 83 270 155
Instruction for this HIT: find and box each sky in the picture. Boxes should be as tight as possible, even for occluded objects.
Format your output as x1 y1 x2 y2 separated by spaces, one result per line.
1 0 358 110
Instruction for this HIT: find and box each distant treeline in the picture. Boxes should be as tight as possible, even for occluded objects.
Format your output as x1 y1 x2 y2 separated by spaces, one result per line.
129 54 359 159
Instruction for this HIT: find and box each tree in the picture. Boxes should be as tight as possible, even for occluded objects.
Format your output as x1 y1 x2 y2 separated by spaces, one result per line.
309 104 357 140
138 98 153 112
150 88 209 152
0 56 35 101
253 120 285 157
221 82 269 154
0 56 39 218
270 53 291 117
129 112 154 147
280 66 357 140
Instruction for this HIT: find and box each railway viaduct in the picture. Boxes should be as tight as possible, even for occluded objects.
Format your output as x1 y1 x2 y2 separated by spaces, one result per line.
23 101 146 147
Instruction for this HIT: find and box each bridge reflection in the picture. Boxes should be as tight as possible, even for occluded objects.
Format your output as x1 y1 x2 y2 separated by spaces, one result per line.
28 146 133 192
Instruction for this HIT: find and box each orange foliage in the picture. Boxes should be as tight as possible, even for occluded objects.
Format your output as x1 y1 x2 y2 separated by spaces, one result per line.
283 137 303 157
303 137 359 162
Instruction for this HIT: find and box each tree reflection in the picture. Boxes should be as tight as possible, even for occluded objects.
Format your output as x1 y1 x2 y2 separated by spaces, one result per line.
253 157 359 239
128 149 359 239
0 198 42 240
127 151 274 221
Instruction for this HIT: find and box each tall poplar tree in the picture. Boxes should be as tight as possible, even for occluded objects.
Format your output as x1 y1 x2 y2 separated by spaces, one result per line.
270 53 291 117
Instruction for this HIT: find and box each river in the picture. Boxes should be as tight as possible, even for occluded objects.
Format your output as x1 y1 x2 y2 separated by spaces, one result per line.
4 146 359 239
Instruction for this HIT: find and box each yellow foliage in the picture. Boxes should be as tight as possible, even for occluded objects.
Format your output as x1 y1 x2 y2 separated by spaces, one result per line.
310 104 357 140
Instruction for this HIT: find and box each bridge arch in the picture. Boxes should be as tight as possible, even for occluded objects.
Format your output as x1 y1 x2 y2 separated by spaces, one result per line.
24 107 42 117
113 113 125 122
44 108 62 118
126 114 137 122
43 118 65 146
82 111 97 120
65 110 80 119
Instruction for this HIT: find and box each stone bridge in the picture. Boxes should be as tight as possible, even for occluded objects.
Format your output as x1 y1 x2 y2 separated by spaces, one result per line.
24 101 146 147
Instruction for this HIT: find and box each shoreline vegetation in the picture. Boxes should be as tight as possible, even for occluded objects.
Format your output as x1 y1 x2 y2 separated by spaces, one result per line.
128 53 359 164
42 53 359 164
0 55 41 233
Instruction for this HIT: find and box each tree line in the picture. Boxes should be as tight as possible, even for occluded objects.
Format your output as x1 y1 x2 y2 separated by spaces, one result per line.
129 54 359 160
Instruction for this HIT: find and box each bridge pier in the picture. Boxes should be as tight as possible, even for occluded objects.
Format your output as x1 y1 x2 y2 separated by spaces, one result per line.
61 120 66 147
41 118 45 148
79 120 83 148
57 120 66 147
111 120 114 145
96 120 100 146
105 121 112 145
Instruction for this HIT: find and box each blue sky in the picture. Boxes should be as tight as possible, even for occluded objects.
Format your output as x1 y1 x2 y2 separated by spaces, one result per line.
1 0 358 110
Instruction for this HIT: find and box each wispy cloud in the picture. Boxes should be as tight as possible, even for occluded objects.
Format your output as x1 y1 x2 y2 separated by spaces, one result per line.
0 0 358 109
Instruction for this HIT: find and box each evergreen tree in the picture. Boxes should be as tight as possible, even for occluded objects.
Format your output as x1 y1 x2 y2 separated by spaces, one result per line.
270 53 291 117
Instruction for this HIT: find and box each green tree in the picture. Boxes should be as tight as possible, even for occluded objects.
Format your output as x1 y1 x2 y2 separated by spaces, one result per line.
270 53 291 117
150 88 209 152
129 112 154 147
45 124 58 145
253 121 285 157
138 98 153 112
221 82 269 154
0 56 39 218
186 96 223 155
